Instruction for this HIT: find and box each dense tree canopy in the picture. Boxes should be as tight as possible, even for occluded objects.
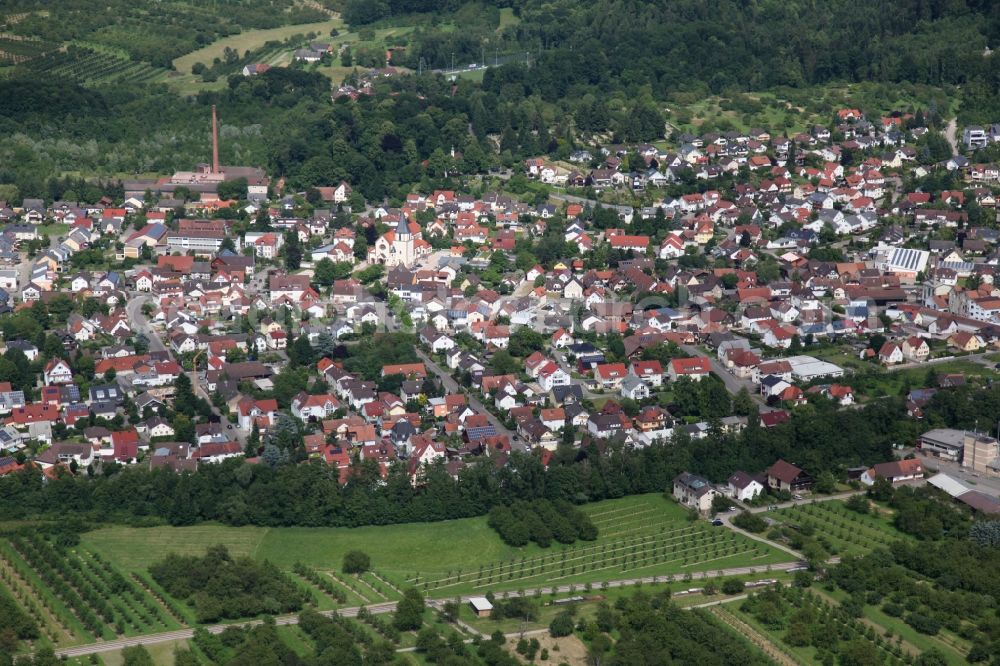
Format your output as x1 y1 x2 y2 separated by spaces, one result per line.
149 545 309 622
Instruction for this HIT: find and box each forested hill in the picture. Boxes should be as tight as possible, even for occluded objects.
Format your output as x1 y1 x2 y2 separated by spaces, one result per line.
356 0 1000 91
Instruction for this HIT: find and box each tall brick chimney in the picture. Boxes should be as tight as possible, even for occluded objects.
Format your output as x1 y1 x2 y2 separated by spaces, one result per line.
211 105 220 174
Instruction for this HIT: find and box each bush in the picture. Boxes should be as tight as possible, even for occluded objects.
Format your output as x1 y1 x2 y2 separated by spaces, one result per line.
732 511 767 533
343 550 371 574
882 602 903 617
492 597 538 622
905 612 941 635
721 578 744 595
0 584 38 639
711 494 734 514
845 494 870 514
549 611 574 637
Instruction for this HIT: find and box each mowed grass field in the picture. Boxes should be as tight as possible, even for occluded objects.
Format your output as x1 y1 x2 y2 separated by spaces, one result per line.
172 18 342 74
164 16 342 93
83 494 794 597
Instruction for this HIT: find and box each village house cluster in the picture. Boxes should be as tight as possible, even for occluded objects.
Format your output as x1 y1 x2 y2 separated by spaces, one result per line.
1 105 1000 505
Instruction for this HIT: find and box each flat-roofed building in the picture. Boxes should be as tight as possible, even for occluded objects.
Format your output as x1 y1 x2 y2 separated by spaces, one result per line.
918 428 966 461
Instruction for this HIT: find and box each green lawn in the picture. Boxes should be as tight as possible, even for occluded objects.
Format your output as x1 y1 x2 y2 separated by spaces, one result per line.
37 223 70 237
879 360 992 395
83 494 793 598
807 344 867 371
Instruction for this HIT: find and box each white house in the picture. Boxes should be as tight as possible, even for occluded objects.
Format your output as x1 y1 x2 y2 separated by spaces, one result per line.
727 471 764 502
620 375 650 400
673 472 718 513
43 359 74 385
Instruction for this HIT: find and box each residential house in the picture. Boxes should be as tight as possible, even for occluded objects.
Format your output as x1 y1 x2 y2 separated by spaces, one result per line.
861 459 924 485
766 459 813 492
727 471 765 502
668 357 711 381
673 472 718 512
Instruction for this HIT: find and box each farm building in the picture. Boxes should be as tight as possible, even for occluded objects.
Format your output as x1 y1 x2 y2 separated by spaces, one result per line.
468 597 493 617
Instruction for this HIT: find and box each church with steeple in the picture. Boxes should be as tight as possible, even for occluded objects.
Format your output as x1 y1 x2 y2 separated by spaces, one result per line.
368 212 431 267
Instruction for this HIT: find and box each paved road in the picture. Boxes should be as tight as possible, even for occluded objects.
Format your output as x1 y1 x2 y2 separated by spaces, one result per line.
124 291 235 433
55 601 401 658
53 563 803 658
903 447 1000 494
718 489 870 559
414 347 525 452
13 232 59 297
740 489 866 514
125 293 167 354
678 343 775 411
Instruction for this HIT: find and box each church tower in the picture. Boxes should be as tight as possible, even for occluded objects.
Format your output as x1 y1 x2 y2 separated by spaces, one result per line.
393 212 414 266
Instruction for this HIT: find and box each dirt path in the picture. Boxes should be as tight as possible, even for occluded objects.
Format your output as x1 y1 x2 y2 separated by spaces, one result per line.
326 572 371 604
710 606 801 666
808 588 921 657
945 118 958 155
369 571 404 596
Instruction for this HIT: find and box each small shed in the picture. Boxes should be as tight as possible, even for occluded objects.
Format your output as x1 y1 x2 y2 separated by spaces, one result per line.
468 596 493 617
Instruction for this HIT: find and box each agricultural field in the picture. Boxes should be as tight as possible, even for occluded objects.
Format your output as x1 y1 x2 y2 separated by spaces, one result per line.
0 533 183 650
0 35 54 64
821 588 970 666
0 0 331 67
22 46 167 87
768 499 910 557
84 494 794 601
735 584 966 666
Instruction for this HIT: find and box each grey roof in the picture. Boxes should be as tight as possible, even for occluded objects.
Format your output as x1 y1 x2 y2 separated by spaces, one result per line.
674 471 713 496
926 473 968 498
395 212 409 236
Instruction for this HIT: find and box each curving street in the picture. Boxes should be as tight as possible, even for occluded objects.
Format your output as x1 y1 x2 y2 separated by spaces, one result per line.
125 293 167 354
